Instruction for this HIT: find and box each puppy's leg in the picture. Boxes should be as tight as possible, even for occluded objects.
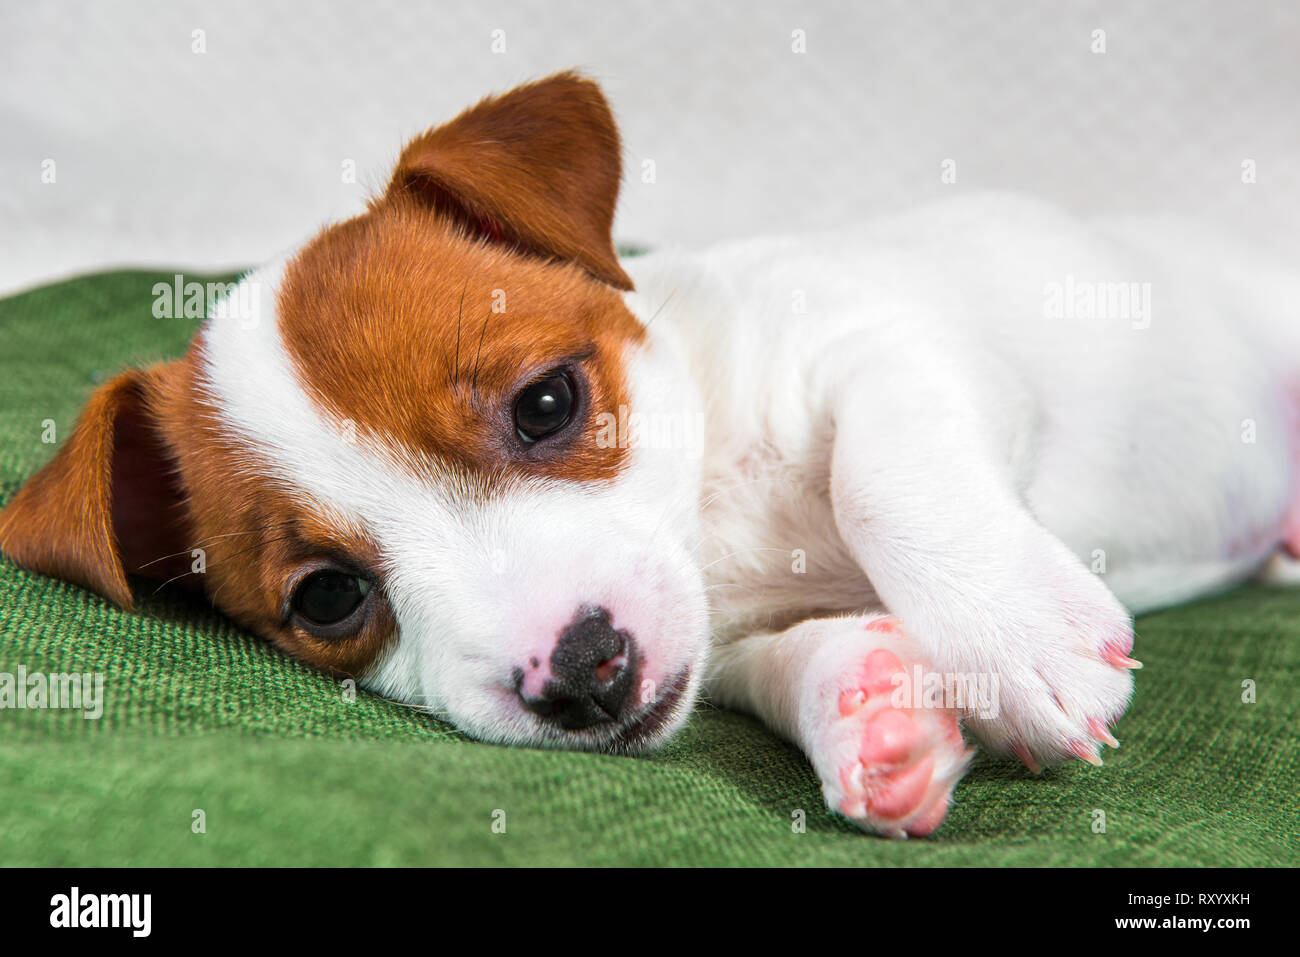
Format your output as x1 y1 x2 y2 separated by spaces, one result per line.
828 366 1136 770
708 614 971 838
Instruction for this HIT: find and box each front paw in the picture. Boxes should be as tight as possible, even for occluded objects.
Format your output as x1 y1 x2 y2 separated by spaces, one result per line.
799 615 973 838
956 560 1140 771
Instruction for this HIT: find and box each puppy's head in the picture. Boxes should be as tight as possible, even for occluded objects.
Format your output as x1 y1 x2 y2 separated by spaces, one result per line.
0 72 710 751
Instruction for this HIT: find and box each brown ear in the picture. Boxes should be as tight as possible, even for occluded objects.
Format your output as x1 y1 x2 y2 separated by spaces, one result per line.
0 366 187 609
383 70 635 291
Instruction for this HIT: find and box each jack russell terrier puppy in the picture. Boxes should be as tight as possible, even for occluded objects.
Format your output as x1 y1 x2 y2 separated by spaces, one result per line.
3 72 1297 838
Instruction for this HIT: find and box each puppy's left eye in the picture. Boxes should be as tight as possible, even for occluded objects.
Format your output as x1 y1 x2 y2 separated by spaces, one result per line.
514 371 575 442
291 570 371 632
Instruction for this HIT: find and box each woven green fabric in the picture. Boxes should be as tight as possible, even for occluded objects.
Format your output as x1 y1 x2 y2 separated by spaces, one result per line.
1 270 1296 866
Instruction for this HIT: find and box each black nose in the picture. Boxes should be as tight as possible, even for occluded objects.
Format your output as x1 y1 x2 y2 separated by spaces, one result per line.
517 605 637 730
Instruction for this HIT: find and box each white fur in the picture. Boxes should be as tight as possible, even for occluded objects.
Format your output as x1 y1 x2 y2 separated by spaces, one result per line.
624 192 1297 771
199 257 710 750
201 191 1297 833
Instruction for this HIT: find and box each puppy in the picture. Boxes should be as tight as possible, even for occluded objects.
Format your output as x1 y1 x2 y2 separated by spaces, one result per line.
4 72 1297 837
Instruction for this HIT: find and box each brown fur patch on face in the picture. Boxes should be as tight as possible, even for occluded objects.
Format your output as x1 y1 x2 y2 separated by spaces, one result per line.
148 352 397 678
276 202 646 483
0 73 649 683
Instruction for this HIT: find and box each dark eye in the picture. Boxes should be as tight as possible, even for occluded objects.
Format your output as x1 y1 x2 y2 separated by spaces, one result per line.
291 570 371 631
514 371 575 442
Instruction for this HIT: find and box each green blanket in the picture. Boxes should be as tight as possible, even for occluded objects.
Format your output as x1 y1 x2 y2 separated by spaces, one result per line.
1 271 1296 866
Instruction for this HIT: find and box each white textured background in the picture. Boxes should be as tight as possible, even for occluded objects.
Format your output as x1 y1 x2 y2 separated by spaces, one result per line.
2 0 1297 294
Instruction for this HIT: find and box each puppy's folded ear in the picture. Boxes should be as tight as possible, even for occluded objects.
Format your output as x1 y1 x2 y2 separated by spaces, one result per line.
383 70 635 291
0 366 187 609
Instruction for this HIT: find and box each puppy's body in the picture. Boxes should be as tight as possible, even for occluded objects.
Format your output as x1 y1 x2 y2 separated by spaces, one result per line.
4 74 1296 838
637 193 1296 636
627 194 1298 826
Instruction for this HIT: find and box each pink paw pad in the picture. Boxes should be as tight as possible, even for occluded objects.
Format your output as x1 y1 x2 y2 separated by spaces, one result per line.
838 755 936 825
861 648 906 694
859 707 921 765
905 792 951 837
838 648 905 716
818 620 972 838
834 703 966 835
867 755 936 821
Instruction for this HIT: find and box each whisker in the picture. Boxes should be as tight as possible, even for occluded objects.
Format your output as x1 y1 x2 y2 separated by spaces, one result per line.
207 533 303 607
136 521 299 570
470 302 493 398
703 581 759 594
149 569 201 597
639 286 678 334
697 472 799 513
451 279 467 394
387 699 437 715
698 545 789 574
220 532 301 565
